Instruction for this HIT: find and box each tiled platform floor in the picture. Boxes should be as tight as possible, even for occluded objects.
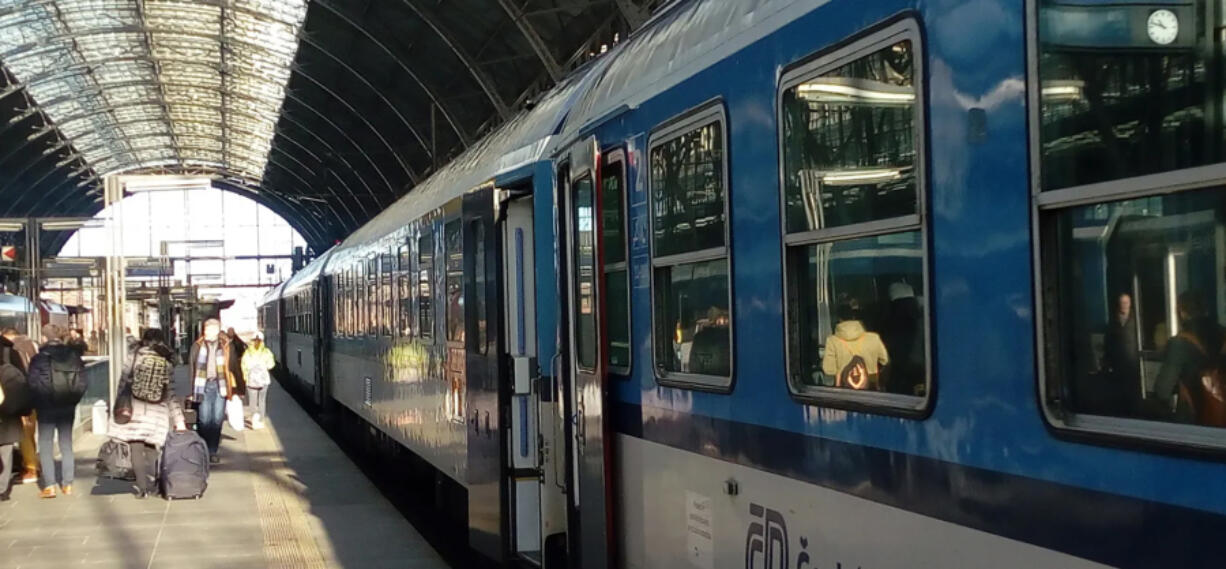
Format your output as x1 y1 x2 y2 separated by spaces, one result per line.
0 368 448 569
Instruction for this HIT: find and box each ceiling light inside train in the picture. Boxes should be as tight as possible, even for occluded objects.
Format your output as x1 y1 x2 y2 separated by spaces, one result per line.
1041 81 1084 101
796 80 915 103
822 169 902 185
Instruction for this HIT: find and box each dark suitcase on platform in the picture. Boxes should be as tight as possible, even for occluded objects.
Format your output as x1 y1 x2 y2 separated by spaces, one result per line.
160 430 208 499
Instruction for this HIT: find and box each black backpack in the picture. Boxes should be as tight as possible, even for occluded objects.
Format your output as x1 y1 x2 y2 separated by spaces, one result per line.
0 347 32 416
44 351 86 406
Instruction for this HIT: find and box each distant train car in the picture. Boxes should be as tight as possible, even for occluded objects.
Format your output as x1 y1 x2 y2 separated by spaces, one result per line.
262 1 1226 568
0 294 36 335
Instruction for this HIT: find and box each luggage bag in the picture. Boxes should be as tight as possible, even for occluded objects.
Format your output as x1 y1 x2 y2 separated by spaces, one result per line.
160 430 209 499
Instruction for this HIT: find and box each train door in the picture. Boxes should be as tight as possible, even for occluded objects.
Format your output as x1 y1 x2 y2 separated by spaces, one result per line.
463 189 508 562
502 191 546 564
559 137 615 569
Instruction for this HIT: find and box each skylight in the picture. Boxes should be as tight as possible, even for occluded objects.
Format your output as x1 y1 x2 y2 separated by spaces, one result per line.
0 0 308 187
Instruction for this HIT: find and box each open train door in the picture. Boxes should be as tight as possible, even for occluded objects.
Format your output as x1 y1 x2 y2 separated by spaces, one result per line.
464 187 508 563
559 137 615 569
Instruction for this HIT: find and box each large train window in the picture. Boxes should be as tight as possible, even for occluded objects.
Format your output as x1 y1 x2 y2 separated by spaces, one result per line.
366 257 379 336
648 103 733 389
778 20 929 413
604 152 631 374
418 231 434 338
445 220 464 343
398 243 413 337
1035 2 1226 448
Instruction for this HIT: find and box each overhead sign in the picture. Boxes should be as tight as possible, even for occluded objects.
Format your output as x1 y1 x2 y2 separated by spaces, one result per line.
0 246 15 262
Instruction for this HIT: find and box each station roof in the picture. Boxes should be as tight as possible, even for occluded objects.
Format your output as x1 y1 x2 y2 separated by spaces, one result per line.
0 0 660 252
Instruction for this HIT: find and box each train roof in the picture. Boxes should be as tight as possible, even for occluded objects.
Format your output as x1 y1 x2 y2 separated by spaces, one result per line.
555 0 827 148
0 294 36 313
281 247 336 297
321 67 598 276
259 281 287 307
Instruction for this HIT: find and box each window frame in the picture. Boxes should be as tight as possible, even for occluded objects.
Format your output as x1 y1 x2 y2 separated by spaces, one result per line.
604 148 633 377
776 18 933 416
1027 0 1226 454
418 228 435 339
647 100 736 392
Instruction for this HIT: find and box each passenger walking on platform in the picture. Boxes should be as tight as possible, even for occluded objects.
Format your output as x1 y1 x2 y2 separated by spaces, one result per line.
2 328 38 484
27 324 87 498
109 329 186 499
227 327 247 392
241 332 275 429
0 338 33 501
188 319 241 463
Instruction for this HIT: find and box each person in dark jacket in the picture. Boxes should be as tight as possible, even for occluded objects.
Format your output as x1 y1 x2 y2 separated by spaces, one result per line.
227 327 247 391
27 324 86 498
0 356 28 501
1152 292 1225 424
2 328 37 484
1102 292 1142 416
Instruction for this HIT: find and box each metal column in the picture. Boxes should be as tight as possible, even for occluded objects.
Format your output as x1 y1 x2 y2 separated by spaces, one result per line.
104 176 127 406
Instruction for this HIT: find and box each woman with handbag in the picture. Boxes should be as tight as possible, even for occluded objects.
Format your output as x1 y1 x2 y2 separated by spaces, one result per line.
108 329 186 498
240 332 275 430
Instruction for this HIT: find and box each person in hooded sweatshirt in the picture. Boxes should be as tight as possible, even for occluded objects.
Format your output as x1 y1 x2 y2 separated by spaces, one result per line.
822 298 890 391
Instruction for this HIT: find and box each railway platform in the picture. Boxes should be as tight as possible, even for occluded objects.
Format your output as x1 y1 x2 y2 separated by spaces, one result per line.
0 368 449 569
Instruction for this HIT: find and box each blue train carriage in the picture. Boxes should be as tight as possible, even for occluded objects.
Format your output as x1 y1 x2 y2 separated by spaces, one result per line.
0 293 37 335
314 69 599 566
546 0 1226 568
258 282 287 380
277 248 335 408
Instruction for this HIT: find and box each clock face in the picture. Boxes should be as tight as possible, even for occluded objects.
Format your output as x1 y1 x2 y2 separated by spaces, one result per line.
1147 9 1179 45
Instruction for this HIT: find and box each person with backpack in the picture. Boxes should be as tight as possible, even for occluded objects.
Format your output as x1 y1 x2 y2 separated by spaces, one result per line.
27 324 87 498
821 297 890 391
108 329 186 498
2 328 39 484
0 337 33 501
241 332 275 429
187 319 242 463
1152 291 1226 425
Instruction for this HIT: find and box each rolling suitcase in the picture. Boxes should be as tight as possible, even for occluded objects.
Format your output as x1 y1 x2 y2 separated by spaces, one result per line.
160 430 209 499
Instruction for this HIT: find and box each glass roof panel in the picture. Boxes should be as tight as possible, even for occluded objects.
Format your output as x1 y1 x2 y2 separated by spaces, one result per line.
0 0 308 183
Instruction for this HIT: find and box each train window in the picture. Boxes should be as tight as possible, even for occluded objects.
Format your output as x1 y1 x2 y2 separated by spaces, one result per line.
648 103 733 389
472 221 489 354
572 176 599 371
1041 188 1226 444
368 258 380 336
398 243 413 337
445 221 464 343
381 252 395 337
1037 0 1224 192
418 231 434 338
779 21 929 412
604 155 631 373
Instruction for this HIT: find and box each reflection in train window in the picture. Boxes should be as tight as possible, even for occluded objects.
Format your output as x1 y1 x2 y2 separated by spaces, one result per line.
650 121 726 258
418 231 434 338
787 232 925 396
653 258 731 378
445 221 464 344
398 244 413 337
1044 188 1226 430
1037 1 1220 191
779 23 928 410
781 39 917 234
649 106 733 388
603 158 631 372
381 253 395 337
472 221 489 354
367 257 379 336
573 176 598 371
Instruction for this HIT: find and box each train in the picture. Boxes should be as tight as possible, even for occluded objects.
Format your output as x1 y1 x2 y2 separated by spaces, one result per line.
259 1 1226 568
0 293 71 336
